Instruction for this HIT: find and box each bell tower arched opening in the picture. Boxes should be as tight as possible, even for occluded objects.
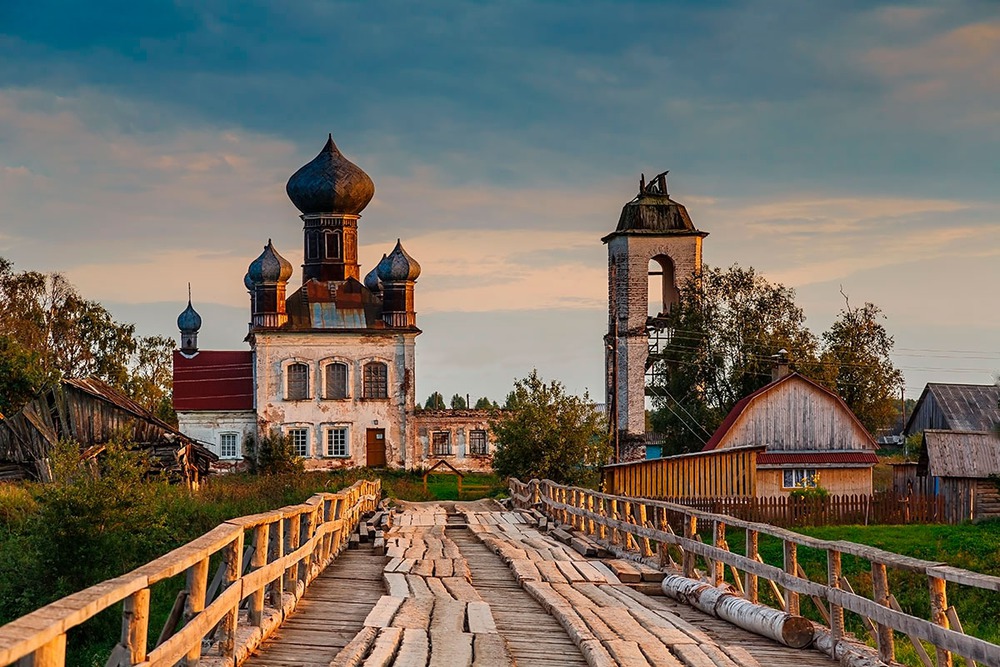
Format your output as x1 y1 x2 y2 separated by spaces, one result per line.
648 255 680 318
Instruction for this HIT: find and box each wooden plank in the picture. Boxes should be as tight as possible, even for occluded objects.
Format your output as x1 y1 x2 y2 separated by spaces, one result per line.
361 626 403 667
383 572 409 598
363 596 405 628
394 628 430 667
466 601 497 634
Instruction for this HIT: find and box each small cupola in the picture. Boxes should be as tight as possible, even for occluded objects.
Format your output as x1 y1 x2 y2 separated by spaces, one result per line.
377 240 420 328
177 285 202 355
248 239 293 284
246 240 293 329
376 239 421 282
364 258 384 294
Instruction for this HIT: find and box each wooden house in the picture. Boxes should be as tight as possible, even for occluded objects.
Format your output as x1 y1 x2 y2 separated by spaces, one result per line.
904 383 1000 436
0 377 216 484
915 430 1000 522
702 371 878 497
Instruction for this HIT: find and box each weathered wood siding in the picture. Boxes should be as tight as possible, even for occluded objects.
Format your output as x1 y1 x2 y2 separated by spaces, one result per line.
716 378 872 452
604 446 761 498
906 391 945 434
757 467 872 497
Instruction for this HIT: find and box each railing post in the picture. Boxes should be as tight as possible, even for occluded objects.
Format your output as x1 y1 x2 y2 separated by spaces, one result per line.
597 495 608 540
639 503 653 557
31 634 66 667
183 557 209 666
270 518 285 607
871 560 894 663
120 587 150 665
783 540 799 615
929 574 952 667
712 521 726 587
585 492 595 536
250 523 270 627
745 529 758 603
827 548 844 641
285 514 300 596
220 531 244 660
683 514 697 578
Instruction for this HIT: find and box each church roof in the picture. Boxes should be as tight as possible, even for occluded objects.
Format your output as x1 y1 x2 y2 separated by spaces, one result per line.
286 134 375 216
283 278 390 331
603 172 706 242
173 350 254 411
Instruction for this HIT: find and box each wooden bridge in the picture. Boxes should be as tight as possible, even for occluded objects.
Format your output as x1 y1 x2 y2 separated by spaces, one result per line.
2 478 1000 667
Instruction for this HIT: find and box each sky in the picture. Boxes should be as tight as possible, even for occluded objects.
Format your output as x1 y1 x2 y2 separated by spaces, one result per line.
0 0 998 403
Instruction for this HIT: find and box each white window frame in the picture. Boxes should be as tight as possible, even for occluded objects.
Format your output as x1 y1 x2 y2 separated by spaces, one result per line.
325 425 350 458
219 432 240 459
782 468 818 489
287 427 310 458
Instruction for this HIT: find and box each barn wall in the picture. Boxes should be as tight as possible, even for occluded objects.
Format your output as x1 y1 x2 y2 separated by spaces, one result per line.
974 478 1000 521
719 379 873 452
756 467 873 497
907 392 945 434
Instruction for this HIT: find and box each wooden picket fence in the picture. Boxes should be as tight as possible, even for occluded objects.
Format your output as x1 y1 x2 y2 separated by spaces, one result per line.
666 492 947 527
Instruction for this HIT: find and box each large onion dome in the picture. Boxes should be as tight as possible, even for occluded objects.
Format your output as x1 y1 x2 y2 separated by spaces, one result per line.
364 258 385 293
285 134 375 216
376 240 421 282
248 239 293 284
243 272 254 291
177 297 202 333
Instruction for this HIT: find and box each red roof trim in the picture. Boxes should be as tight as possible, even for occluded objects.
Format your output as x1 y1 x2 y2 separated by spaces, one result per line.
757 451 879 465
702 372 877 452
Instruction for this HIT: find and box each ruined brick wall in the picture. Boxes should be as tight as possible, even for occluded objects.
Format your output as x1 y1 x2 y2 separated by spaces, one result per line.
413 409 495 473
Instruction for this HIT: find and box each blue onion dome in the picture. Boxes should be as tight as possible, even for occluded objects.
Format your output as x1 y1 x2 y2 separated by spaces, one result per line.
364 258 384 293
243 272 254 291
247 239 293 284
177 299 202 333
285 134 375 216
376 239 421 282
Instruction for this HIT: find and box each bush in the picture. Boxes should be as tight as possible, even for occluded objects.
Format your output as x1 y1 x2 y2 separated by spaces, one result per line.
244 429 304 475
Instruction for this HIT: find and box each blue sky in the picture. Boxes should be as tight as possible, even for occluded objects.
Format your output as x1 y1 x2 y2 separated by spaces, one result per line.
1 1 998 402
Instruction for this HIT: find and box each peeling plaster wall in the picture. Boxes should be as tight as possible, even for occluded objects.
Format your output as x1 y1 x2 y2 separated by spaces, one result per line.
413 409 495 473
252 330 418 469
176 410 257 471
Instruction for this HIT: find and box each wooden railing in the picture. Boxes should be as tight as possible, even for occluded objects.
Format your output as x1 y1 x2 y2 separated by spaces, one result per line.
0 478 380 667
603 445 763 499
510 478 1000 667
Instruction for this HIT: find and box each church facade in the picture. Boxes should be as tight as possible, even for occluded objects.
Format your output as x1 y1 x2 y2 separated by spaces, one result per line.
173 135 474 471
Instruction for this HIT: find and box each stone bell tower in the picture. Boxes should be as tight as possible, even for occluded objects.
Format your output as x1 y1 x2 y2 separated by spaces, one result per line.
602 171 707 460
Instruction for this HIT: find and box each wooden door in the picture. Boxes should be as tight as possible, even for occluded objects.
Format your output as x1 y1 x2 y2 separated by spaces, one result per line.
366 429 386 467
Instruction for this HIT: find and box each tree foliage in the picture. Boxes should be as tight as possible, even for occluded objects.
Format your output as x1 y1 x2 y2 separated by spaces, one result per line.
450 393 467 409
649 265 903 453
490 370 609 485
424 391 446 410
0 335 53 418
245 428 304 475
474 396 496 409
0 258 174 421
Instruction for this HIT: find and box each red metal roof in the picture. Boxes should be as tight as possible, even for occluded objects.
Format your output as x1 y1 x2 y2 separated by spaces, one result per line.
757 451 879 466
173 351 254 411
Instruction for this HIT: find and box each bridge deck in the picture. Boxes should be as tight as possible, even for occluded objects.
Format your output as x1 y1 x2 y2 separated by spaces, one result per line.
240 502 837 667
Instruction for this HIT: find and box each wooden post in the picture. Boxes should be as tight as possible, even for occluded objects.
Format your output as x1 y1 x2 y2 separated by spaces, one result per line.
32 634 66 667
639 503 653 557
744 529 758 604
783 540 799 615
285 514 300 594
871 561 894 663
121 588 150 665
929 575 951 667
713 521 726 587
250 523 269 627
683 515 697 578
585 492 596 536
220 532 244 659
827 549 845 641
270 518 285 607
183 556 209 666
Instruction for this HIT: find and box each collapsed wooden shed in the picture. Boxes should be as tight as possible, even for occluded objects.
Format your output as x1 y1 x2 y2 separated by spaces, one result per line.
918 429 1000 522
0 377 217 485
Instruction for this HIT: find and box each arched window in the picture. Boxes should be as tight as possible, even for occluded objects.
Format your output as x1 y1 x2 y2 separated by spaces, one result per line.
306 232 321 260
325 362 349 399
287 363 309 400
325 231 341 259
363 362 388 399
648 255 680 317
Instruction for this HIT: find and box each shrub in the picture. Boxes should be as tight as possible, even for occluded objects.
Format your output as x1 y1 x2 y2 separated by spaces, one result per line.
244 429 304 475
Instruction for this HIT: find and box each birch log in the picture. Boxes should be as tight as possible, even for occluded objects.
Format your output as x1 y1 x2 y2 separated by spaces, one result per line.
661 574 814 648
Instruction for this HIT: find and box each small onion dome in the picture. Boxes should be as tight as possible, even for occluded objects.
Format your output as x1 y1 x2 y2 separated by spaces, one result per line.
285 134 375 216
364 258 384 293
376 239 421 282
247 239 293 284
177 299 202 333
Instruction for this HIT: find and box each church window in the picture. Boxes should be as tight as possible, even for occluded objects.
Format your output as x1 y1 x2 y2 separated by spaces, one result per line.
289 428 309 457
287 363 309 400
326 426 349 457
307 232 321 260
325 362 349 399
432 431 451 456
469 430 488 455
325 231 341 259
219 433 239 459
363 362 388 399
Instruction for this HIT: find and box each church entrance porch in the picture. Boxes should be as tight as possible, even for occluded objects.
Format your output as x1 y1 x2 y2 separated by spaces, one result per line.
366 428 386 467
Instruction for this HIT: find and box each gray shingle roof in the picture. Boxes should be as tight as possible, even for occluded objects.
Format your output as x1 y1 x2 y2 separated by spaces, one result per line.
906 383 1000 434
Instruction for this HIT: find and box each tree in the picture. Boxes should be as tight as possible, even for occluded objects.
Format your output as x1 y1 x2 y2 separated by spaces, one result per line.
490 370 609 485
649 265 819 454
474 396 494 409
450 393 467 409
245 428 304 475
0 335 53 418
424 392 446 410
818 298 904 434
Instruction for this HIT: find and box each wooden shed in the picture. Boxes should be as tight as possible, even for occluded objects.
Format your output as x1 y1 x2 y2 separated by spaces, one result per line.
702 372 878 497
918 430 1000 522
0 377 217 484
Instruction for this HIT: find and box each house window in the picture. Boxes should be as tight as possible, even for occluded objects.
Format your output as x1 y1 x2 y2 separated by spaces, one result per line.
220 433 239 459
363 362 388 399
289 428 309 458
287 363 309 400
325 231 341 259
325 362 349 399
469 430 488 455
326 426 349 458
432 431 451 456
783 468 818 489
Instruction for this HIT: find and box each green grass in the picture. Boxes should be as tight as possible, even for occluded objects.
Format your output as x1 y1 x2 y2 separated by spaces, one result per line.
422 473 506 501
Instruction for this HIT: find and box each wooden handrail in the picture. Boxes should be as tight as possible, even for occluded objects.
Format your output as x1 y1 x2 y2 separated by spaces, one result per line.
510 478 1000 667
0 478 380 667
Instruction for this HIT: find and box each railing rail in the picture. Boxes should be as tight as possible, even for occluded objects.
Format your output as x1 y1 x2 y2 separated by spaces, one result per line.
510 478 1000 667
0 478 380 667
